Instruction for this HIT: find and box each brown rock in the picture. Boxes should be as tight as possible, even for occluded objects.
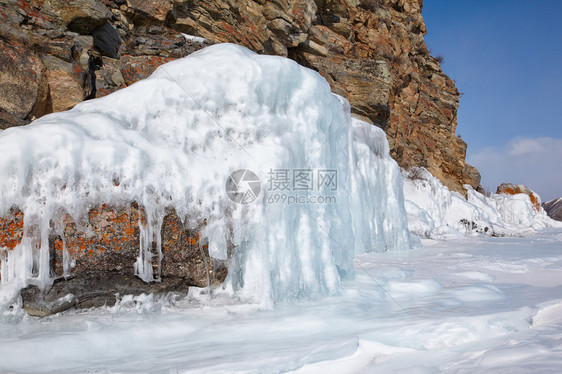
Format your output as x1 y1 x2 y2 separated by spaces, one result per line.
41 54 92 112
303 53 391 127
95 56 126 97
47 203 225 287
45 0 113 34
0 39 48 120
119 54 175 85
0 110 30 130
308 25 352 55
1 0 62 31
125 0 174 23
121 26 193 58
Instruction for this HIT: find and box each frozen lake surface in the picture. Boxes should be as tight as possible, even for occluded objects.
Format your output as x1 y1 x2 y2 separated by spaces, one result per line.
2 229 562 373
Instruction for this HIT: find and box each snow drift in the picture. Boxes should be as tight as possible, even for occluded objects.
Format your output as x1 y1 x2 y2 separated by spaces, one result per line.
403 167 562 239
0 43 412 304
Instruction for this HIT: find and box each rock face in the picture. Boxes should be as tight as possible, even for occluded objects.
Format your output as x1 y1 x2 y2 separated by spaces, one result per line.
21 272 192 317
0 204 227 315
543 198 562 221
0 0 479 193
496 183 541 212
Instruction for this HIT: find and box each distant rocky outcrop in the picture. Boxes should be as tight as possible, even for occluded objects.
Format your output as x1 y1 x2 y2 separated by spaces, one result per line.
0 0 479 193
496 183 541 212
543 198 562 221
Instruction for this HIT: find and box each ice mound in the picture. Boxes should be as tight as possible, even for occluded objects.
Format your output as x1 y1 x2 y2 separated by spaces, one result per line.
0 44 412 304
403 168 562 239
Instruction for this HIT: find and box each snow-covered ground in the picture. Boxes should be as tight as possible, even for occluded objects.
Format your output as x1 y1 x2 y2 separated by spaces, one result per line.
1 229 561 373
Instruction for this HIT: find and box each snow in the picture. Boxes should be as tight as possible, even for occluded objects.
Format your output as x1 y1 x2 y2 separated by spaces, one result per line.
0 43 412 304
181 33 207 44
402 167 562 239
1 229 561 372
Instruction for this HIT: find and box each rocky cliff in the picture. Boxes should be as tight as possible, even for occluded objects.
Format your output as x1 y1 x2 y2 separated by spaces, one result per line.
0 0 479 192
543 198 562 221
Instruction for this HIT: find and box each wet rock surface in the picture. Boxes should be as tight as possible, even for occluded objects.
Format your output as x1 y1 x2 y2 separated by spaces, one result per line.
21 271 191 317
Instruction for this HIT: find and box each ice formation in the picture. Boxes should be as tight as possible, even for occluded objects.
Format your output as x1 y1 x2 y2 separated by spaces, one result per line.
181 33 207 44
403 167 562 239
0 44 412 304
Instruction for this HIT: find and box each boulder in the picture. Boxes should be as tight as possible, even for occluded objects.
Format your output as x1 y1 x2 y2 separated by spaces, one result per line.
497 183 541 212
121 26 193 58
1 203 227 316
0 39 49 121
124 0 175 23
21 271 192 317
92 22 122 59
0 208 24 251
45 0 113 34
0 110 30 130
41 54 92 112
95 56 126 97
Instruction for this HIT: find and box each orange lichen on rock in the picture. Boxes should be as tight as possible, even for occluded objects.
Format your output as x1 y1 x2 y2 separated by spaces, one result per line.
0 208 24 250
496 183 541 212
0 203 226 288
59 203 143 274
528 193 540 212
187 233 199 246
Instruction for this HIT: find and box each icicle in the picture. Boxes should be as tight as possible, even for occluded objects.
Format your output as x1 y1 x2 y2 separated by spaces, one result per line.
37 211 52 289
199 239 211 291
134 220 154 283
0 238 34 286
154 213 163 282
61 235 72 278
134 209 164 283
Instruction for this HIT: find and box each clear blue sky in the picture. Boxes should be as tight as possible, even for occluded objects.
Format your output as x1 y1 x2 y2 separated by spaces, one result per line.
422 0 562 201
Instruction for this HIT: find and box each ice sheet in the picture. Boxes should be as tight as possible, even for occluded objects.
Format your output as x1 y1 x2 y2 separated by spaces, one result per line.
1 229 561 373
